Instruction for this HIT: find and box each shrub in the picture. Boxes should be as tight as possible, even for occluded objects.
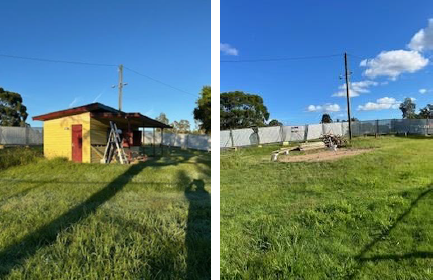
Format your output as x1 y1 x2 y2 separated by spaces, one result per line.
0 146 43 170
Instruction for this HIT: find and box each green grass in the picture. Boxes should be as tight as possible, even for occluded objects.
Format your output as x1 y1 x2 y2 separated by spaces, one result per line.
0 148 210 279
221 136 432 279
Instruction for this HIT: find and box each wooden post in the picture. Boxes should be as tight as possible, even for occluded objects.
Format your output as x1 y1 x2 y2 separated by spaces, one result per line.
344 52 352 141
229 129 235 147
304 124 309 142
153 128 156 156
376 119 379 138
160 128 163 156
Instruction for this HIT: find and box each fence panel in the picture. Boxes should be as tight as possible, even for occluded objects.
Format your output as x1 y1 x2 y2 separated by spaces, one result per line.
323 123 343 136
258 126 281 144
0 127 43 145
232 128 255 147
143 131 210 150
306 124 323 140
378 119 391 134
427 119 433 135
220 130 232 148
283 125 306 142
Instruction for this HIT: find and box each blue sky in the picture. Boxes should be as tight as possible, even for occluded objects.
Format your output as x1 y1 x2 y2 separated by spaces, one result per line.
221 0 433 125
1 0 210 128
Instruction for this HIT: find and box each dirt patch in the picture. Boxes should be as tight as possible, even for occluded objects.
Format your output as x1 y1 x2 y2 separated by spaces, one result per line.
278 148 374 162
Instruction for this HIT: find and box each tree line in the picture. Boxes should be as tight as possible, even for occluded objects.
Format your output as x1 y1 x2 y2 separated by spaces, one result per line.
220 91 433 130
156 86 211 134
0 85 211 135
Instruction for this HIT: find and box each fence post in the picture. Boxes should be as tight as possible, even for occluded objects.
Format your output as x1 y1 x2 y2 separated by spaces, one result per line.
25 127 29 145
229 129 235 147
376 119 379 138
153 128 156 156
186 133 189 149
279 125 284 143
304 124 308 142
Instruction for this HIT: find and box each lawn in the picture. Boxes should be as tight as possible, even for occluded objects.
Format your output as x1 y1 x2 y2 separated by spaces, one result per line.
221 136 433 279
0 147 210 279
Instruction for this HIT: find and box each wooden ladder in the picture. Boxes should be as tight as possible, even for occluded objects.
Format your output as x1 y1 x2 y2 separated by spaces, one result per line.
103 121 129 164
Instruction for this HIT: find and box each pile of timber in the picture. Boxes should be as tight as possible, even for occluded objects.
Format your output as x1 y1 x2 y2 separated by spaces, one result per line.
320 133 347 148
271 147 291 161
297 142 326 151
271 142 326 161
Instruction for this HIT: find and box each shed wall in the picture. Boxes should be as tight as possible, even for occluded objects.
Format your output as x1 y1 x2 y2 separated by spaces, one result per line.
43 112 91 162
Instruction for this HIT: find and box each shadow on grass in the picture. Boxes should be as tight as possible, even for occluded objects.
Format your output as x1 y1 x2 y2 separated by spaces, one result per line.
359 251 432 262
0 151 211 278
349 185 433 279
0 163 147 277
0 150 210 195
179 171 211 279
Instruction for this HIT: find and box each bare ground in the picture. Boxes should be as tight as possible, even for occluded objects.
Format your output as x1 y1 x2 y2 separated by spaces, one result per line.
278 148 374 162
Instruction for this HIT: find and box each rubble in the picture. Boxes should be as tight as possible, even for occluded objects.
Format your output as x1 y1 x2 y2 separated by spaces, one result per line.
320 133 347 148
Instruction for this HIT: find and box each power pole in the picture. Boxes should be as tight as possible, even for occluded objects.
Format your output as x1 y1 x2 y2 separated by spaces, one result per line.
118 64 123 111
344 52 352 141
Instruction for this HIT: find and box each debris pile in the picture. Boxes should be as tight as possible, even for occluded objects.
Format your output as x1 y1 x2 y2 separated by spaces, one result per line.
320 133 347 148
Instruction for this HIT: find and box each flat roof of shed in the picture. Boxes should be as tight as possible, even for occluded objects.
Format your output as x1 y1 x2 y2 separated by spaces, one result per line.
32 102 171 128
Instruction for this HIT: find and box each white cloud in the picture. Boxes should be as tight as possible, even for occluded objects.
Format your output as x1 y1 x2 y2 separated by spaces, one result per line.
69 97 79 108
307 103 340 112
357 97 401 111
408 19 433 52
332 80 378 97
419 88 427 94
220 43 239 56
307 105 322 112
360 50 429 80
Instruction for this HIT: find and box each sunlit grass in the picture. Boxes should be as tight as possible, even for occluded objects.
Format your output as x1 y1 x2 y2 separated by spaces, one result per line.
221 136 432 279
0 147 210 279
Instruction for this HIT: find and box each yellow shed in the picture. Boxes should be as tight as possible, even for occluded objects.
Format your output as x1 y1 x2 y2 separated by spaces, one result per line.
33 103 171 163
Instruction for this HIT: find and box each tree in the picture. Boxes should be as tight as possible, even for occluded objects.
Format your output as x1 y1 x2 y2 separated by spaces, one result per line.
171 119 191 133
418 104 433 119
193 86 211 134
155 112 169 125
0 87 28 127
220 91 270 130
321 114 332 123
350 117 359 122
399 98 417 119
268 119 282 126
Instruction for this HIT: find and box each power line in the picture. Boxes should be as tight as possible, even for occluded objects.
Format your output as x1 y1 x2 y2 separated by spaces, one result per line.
124 66 197 97
221 53 342 63
0 53 117 67
347 53 367 60
0 53 197 98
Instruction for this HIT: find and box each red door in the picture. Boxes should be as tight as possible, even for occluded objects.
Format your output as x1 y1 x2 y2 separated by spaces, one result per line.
72 125 83 162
